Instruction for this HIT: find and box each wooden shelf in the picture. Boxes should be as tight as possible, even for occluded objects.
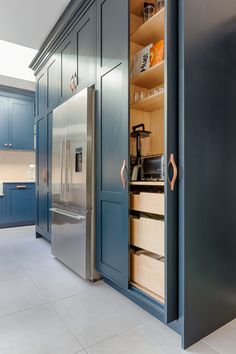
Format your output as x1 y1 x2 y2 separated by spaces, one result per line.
130 181 164 186
130 61 164 89
131 92 164 112
131 8 165 46
130 281 165 304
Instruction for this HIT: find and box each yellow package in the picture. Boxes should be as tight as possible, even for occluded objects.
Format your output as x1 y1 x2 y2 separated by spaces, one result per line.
150 40 164 67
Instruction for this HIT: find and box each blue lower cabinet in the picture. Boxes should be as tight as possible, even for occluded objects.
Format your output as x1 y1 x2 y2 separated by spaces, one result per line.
0 183 36 226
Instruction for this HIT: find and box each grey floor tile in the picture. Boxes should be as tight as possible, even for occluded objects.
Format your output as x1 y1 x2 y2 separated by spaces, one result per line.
0 276 48 317
87 320 220 354
51 282 152 348
203 322 236 354
24 259 93 301
0 304 82 354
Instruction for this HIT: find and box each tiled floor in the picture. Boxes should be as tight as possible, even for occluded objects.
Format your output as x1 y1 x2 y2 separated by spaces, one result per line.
0 226 234 354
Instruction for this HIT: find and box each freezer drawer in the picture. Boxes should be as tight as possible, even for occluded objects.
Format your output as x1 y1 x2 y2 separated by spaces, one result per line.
51 208 91 279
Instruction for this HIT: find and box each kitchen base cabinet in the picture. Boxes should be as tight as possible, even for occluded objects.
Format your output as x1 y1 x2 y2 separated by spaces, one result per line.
0 183 35 227
30 0 236 349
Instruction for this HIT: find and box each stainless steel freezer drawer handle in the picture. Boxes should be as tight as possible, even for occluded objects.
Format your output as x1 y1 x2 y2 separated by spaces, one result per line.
50 208 85 221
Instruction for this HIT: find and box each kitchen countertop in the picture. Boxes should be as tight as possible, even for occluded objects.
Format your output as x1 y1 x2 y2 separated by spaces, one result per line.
1 181 35 184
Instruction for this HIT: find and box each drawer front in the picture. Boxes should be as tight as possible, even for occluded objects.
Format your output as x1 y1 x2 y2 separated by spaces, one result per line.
130 217 164 256
130 252 164 298
130 192 164 215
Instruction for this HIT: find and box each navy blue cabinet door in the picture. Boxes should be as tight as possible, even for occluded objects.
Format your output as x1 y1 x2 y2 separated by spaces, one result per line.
165 0 178 324
9 98 34 150
0 96 9 149
37 70 47 117
96 0 129 287
74 4 95 92
59 33 76 102
47 54 60 110
5 183 35 222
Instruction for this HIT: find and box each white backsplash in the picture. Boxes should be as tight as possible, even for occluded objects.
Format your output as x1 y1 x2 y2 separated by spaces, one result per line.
0 151 35 182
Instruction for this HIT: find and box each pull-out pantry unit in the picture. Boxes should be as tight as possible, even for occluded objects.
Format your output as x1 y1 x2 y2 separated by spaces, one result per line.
30 0 236 348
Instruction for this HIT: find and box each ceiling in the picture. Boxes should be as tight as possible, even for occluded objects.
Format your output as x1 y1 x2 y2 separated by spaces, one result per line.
0 0 71 50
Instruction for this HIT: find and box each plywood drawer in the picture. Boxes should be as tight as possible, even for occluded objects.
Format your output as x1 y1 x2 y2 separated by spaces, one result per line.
130 217 164 256
130 192 164 215
130 251 164 298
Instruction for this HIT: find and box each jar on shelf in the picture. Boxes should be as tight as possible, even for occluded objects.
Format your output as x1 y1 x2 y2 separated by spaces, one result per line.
143 2 155 23
156 0 165 12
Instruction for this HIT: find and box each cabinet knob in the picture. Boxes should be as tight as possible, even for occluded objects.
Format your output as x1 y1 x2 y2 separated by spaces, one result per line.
4 143 8 147
8 143 12 147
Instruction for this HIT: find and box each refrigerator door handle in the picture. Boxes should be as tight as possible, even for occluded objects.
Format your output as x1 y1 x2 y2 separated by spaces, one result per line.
50 208 85 221
60 140 65 201
65 139 70 194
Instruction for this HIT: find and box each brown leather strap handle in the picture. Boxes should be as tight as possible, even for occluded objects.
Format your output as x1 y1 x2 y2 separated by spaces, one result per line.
120 160 126 189
168 153 178 191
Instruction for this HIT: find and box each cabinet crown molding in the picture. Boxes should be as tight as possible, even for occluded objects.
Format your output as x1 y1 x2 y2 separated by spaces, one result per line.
29 0 94 74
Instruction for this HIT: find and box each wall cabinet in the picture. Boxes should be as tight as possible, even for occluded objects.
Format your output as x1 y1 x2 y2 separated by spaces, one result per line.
0 91 34 151
0 183 35 226
30 0 236 349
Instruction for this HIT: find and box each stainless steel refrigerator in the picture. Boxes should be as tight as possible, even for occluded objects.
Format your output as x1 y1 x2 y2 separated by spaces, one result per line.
50 87 98 280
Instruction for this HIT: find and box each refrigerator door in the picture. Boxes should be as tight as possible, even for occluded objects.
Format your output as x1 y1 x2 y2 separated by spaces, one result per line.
51 206 91 279
66 88 94 211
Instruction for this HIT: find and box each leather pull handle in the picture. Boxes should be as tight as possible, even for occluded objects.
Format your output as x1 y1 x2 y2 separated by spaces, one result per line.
168 153 178 191
120 160 126 189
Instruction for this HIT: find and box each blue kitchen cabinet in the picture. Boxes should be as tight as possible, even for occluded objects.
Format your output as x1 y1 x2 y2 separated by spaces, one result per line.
0 95 9 150
9 97 34 150
0 91 35 151
0 183 35 226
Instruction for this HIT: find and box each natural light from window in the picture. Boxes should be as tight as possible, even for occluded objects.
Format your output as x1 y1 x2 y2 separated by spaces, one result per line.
0 40 37 82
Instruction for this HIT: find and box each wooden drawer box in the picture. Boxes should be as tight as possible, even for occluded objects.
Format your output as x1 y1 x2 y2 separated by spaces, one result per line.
130 217 164 256
130 250 164 298
130 192 164 215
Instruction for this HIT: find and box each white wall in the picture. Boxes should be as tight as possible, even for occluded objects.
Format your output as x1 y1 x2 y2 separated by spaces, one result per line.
0 40 37 82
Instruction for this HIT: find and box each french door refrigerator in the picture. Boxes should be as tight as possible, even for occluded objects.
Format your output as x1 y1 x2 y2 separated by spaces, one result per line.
51 87 98 280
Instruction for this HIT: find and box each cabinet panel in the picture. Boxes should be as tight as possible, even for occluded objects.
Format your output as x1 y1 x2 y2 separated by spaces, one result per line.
9 98 34 150
100 0 124 67
37 189 48 231
37 72 47 117
5 184 35 221
47 54 60 110
37 116 48 185
179 0 236 348
60 34 76 101
0 96 9 149
74 5 95 91
96 0 129 287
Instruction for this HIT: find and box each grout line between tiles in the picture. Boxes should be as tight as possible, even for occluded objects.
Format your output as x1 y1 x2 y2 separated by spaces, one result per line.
84 318 152 351
0 302 50 320
48 302 86 351
201 340 224 354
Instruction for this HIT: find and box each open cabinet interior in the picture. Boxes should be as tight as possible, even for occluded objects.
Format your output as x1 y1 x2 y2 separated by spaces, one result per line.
129 0 165 304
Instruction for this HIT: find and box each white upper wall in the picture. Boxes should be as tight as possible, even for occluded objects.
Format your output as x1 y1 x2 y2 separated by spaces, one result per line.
0 40 37 82
0 0 71 49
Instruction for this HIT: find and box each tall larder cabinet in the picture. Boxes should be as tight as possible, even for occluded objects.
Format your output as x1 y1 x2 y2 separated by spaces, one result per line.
95 0 236 349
